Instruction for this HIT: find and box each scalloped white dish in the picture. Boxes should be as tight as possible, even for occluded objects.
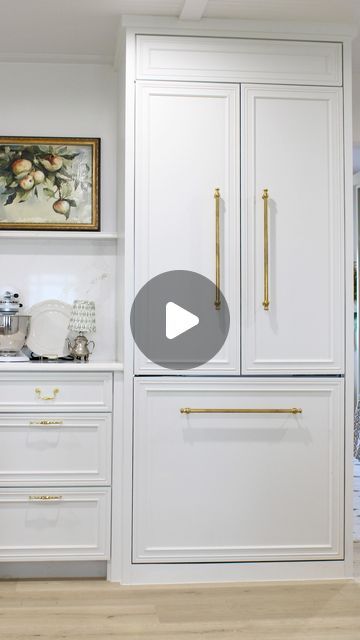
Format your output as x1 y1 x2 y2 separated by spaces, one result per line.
25 299 72 357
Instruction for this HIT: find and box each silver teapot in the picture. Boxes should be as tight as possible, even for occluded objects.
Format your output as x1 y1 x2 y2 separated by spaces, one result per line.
67 334 95 362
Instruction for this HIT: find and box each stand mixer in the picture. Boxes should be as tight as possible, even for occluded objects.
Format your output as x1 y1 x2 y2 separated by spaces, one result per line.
0 291 31 361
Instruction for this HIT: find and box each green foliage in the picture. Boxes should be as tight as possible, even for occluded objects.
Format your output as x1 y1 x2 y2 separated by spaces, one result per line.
43 188 55 199
4 192 16 206
18 190 31 203
61 153 80 160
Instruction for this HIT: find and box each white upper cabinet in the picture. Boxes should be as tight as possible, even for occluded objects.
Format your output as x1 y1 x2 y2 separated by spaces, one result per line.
132 40 345 376
134 81 240 374
136 36 342 86
242 85 344 375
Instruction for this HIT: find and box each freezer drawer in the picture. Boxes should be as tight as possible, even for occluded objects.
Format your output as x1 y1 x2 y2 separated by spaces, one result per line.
133 377 344 563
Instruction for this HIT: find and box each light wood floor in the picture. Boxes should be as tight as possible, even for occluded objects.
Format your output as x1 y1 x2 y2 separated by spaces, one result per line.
1 576 360 640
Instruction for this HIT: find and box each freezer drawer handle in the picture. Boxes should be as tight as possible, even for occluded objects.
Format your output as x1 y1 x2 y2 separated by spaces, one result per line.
180 407 302 415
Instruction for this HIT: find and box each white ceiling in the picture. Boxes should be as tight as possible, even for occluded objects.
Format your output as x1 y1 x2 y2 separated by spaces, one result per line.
0 0 359 67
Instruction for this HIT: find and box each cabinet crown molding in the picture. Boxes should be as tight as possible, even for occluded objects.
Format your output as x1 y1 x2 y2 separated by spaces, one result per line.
115 16 356 69
118 14 357 38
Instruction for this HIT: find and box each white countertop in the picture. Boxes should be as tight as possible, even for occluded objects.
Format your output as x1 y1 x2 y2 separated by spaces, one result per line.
0 361 123 372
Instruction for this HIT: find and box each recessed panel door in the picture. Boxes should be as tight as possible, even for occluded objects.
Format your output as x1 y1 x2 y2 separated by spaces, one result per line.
133 377 343 563
242 85 344 374
134 82 240 374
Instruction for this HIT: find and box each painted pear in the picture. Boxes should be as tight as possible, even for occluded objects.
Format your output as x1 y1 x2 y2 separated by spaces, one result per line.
11 158 32 176
30 170 45 184
40 155 63 172
53 199 70 216
19 175 35 191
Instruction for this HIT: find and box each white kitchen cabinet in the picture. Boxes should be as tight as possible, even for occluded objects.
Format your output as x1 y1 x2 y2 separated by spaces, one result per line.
0 372 113 563
134 83 344 375
136 35 342 86
118 21 353 584
133 378 344 563
242 85 344 374
0 372 113 412
134 81 240 373
0 488 110 561
0 413 112 486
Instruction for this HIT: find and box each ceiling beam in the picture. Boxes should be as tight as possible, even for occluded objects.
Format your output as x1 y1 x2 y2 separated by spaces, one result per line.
179 0 208 21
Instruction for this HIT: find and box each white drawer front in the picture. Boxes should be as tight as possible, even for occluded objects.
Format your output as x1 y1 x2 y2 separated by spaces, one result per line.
0 488 110 561
136 36 342 86
0 373 112 412
0 414 111 486
133 377 344 563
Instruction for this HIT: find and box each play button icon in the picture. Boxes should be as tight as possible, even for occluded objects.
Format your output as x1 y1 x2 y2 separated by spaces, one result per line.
166 302 199 340
130 270 230 370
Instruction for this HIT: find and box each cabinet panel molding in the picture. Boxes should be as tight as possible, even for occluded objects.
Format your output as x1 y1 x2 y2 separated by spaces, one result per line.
133 377 344 563
0 372 113 412
0 371 114 566
241 84 344 374
0 488 111 561
0 413 112 486
136 35 342 86
134 81 240 374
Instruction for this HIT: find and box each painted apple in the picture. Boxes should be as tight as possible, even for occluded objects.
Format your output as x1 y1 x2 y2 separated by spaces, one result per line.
40 155 63 172
11 158 32 176
18 175 35 191
30 170 45 184
53 199 70 215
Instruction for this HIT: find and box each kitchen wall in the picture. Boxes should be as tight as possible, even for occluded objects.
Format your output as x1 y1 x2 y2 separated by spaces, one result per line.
0 62 118 360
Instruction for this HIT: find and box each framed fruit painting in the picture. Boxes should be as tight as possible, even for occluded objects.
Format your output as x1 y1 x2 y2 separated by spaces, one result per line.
0 137 100 230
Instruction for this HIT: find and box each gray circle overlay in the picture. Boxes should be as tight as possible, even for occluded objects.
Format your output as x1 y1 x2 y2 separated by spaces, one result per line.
130 270 230 370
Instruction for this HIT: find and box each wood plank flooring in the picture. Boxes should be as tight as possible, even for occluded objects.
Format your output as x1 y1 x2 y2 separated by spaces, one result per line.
1 576 360 639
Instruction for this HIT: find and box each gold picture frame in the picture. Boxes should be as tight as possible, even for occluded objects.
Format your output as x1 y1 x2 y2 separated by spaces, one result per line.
0 136 100 231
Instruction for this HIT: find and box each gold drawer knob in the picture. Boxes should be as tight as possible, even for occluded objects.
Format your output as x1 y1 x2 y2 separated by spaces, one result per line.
35 387 60 401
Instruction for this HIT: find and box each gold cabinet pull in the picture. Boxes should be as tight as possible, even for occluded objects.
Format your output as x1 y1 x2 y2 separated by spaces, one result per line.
35 387 59 401
28 495 63 501
29 420 63 426
214 188 221 310
180 407 302 415
262 188 270 310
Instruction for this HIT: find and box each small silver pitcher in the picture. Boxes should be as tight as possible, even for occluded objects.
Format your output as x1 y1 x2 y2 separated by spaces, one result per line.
67 335 95 362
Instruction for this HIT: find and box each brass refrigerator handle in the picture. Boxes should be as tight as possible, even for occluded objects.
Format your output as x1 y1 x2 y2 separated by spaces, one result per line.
262 188 270 310
180 407 302 415
214 188 221 310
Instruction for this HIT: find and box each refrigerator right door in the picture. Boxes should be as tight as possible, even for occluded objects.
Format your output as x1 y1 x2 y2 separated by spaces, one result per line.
241 84 344 375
